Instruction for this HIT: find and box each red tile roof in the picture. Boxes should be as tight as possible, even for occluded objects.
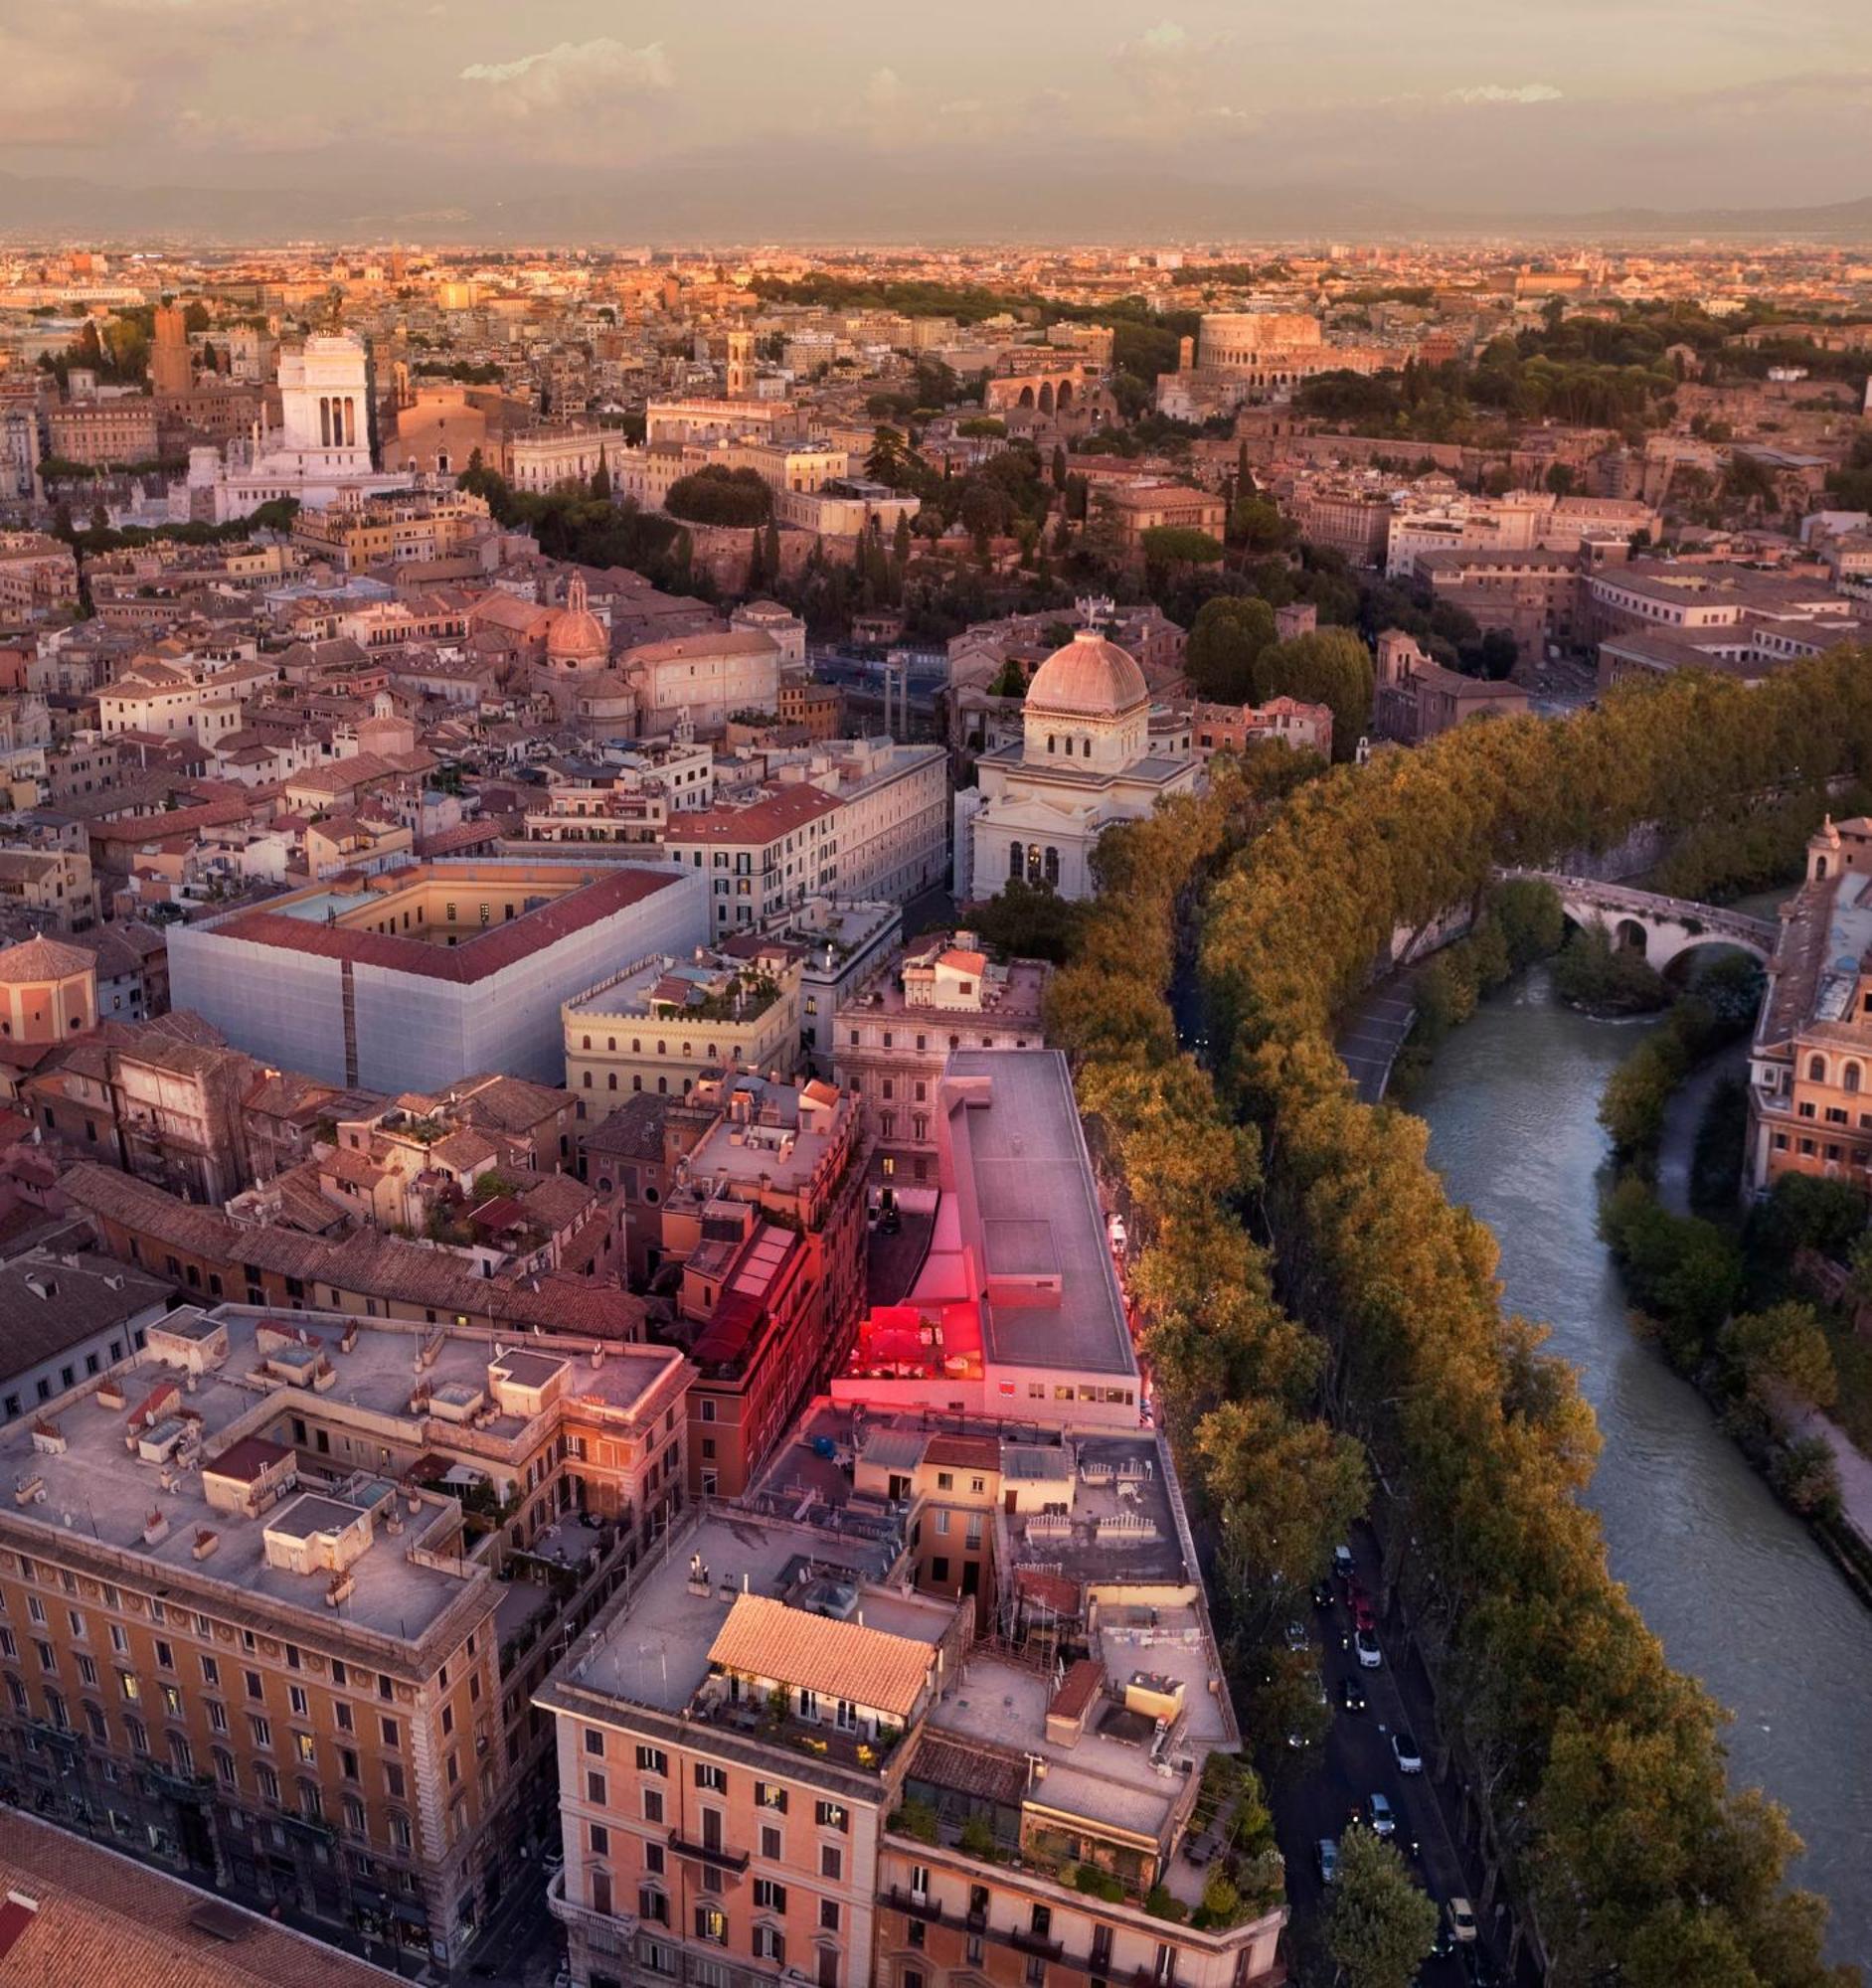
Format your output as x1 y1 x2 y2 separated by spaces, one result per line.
211 866 687 985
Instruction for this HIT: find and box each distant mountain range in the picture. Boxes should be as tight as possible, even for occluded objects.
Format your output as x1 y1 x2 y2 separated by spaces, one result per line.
2 164 1869 248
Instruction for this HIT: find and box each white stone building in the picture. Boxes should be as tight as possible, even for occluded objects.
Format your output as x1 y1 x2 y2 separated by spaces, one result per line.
957 629 1202 903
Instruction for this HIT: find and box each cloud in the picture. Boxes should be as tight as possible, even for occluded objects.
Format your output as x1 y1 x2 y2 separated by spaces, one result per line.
0 31 138 143
1134 21 1189 57
864 67 905 111
1446 83 1564 104
459 38 672 113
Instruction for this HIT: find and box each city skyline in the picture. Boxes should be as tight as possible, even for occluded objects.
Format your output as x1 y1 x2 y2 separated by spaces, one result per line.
3 1 1871 240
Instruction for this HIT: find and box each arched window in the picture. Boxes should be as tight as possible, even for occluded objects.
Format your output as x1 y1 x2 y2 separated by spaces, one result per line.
607 1037 615 1052
582 1035 591 1050
1008 842 1023 882
1026 843 1044 883
1809 1054 1828 1083
581 1073 592 1089
1846 1063 1863 1094
1047 735 1056 753
607 1074 617 1091
1816 856 1830 880
1044 847 1061 888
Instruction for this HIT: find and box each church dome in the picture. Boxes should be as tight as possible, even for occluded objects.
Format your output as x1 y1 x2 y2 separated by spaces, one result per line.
546 574 607 667
1025 628 1147 718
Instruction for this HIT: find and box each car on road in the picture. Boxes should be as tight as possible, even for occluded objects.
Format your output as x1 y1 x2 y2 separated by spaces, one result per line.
1339 1675 1367 1714
1355 1627 1383 1669
1311 1579 1334 1610
1315 1838 1339 1884
1333 1544 1355 1579
1352 1597 1377 1633
1391 1730 1424 1774
1284 1619 1309 1652
1365 1792 1396 1838
1428 1920 1456 1961
1447 1896 1478 1944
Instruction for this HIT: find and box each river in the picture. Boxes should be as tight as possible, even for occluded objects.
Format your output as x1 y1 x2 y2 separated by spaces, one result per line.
1411 960 1872 1966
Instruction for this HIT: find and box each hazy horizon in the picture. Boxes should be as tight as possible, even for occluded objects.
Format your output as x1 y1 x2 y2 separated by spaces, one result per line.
4 1 1870 243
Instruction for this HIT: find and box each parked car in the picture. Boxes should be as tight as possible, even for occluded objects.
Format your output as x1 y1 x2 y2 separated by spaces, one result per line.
1347 1576 1372 1612
1106 1212 1127 1252
1333 1544 1356 1579
1355 1627 1383 1669
1311 1579 1334 1610
1284 1619 1309 1653
1447 1896 1478 1944
1352 1597 1377 1633
1365 1792 1396 1838
1391 1730 1424 1774
1339 1675 1367 1714
1315 1838 1339 1884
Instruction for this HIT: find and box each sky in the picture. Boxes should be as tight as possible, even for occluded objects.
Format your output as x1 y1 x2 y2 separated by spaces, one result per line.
4 0 1871 239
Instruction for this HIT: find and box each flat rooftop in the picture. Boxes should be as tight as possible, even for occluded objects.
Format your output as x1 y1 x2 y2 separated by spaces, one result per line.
0 1306 683 1644
926 1604 1231 1850
944 1049 1136 1378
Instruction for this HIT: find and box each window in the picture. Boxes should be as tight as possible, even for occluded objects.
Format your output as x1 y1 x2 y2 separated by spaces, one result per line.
694 1904 728 1945
381 1715 400 1748
756 1780 786 1812
635 1744 667 1775
200 1655 219 1688
760 1824 782 1861
820 1844 843 1882
587 1769 607 1805
250 1715 271 1749
694 1762 727 1792
820 1898 841 1931
639 1885 671 1925
643 1787 664 1824
754 1926 785 1964
755 1880 787 1911
815 1800 848 1832
590 1822 609 1856
288 1684 308 1717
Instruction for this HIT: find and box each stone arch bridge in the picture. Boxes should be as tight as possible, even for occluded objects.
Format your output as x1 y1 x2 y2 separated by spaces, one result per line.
1500 870 1778 972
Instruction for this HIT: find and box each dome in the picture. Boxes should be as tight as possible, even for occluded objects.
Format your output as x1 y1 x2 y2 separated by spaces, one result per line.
546 574 607 667
1025 628 1147 718
0 935 93 986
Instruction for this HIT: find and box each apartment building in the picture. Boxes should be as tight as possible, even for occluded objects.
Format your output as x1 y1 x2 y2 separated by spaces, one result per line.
1103 484 1228 557
0 1245 177 1426
1748 816 1872 1192
833 1052 1141 1430
1371 630 1530 746
834 932 1051 1188
538 1397 1285 1988
96 657 274 745
289 491 491 573
48 400 160 468
0 533 80 621
655 1071 868 1497
566 942 804 1121
803 741 950 908
0 1303 688 1966
667 787 843 937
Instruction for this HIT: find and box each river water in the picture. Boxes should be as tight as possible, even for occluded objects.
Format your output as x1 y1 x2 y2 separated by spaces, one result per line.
1411 962 1872 1966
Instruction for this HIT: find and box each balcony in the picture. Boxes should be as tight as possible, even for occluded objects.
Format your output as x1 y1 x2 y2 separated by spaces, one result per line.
545 1871 639 1956
668 1828 751 1875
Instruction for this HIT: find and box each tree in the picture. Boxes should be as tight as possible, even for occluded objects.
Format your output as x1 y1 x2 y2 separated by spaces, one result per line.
1545 461 1578 497
763 517 781 582
1185 595 1276 704
1140 525 1224 576
966 880 1083 964
1051 441 1069 491
1227 495 1292 556
664 466 772 528
590 447 611 501
1720 1301 1838 1413
1327 1826 1438 1988
746 525 767 591
1252 627 1374 763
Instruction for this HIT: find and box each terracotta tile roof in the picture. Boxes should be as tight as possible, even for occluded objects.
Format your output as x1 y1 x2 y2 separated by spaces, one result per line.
664 785 840 847
922 1433 999 1471
0 1808 400 1986
706 1591 934 1721
0 935 94 983
1048 1656 1104 1722
212 866 687 986
59 1162 644 1338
